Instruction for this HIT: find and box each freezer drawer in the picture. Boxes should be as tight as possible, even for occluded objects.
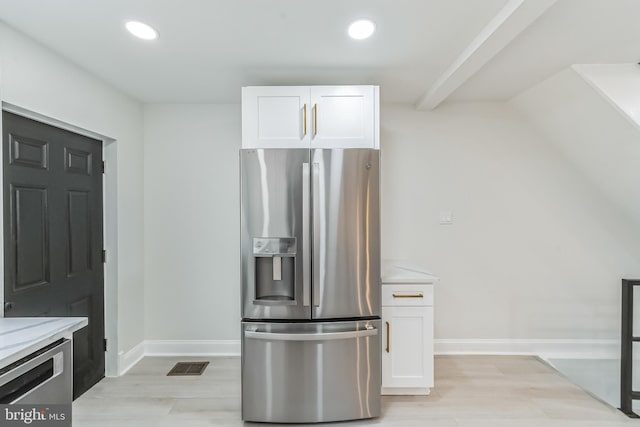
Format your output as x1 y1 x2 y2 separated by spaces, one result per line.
242 319 381 423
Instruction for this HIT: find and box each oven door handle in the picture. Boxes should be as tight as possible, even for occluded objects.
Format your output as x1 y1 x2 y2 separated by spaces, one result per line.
245 327 377 342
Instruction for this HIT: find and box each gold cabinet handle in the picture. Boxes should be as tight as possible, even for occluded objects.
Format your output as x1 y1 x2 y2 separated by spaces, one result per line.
385 321 390 353
313 103 317 136
392 294 424 298
303 104 307 136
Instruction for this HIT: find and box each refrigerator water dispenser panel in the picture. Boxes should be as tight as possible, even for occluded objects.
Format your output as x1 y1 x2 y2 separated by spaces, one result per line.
253 238 296 303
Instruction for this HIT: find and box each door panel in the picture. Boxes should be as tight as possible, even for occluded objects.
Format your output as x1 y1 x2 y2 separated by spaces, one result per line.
311 149 380 319
310 86 375 148
241 149 311 320
67 190 92 275
242 319 381 423
3 111 104 399
382 306 433 389
12 185 50 291
242 87 310 148
9 133 48 169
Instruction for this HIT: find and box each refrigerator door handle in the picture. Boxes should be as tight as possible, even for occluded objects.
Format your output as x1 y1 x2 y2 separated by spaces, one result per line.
245 327 378 342
302 163 311 306
312 162 321 307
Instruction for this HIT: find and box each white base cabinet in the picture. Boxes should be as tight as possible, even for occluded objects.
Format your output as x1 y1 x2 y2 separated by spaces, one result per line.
382 305 433 394
380 266 436 396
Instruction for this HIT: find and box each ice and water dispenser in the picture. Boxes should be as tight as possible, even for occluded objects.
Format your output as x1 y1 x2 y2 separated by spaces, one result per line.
253 237 296 303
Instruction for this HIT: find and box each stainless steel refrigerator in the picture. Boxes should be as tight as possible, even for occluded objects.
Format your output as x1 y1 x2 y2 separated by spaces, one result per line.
240 148 381 423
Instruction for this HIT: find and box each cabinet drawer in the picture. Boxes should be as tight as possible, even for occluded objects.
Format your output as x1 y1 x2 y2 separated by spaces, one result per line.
382 284 433 307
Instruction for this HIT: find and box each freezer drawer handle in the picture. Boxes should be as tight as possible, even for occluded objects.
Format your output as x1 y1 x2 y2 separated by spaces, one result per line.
245 327 377 342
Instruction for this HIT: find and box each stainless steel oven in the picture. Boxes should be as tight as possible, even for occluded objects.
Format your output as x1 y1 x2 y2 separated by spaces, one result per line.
0 339 72 404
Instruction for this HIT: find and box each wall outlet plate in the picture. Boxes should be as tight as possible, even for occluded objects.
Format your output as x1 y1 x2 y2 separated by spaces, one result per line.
439 211 453 225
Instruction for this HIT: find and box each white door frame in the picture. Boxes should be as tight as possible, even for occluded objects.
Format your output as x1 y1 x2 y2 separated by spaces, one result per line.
0 101 120 377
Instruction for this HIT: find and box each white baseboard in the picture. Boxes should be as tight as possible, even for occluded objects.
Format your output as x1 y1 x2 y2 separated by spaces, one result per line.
435 339 619 360
115 338 619 377
144 340 241 357
117 341 145 376
115 340 240 376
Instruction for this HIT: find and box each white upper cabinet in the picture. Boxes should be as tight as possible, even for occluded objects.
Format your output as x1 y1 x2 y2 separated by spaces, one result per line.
242 85 379 149
242 86 310 148
309 86 377 148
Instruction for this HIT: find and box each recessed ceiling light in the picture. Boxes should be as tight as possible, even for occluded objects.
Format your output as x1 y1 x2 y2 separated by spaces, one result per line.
348 19 375 40
125 21 158 40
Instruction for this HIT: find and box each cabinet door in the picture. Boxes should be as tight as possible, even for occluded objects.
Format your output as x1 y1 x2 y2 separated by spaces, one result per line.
310 86 378 148
382 306 433 390
242 87 310 148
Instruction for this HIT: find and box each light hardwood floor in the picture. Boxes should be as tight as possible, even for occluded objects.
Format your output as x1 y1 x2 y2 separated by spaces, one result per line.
73 355 636 426
549 358 640 412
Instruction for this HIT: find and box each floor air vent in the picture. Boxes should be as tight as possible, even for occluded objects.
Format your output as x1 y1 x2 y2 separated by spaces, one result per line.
167 361 209 376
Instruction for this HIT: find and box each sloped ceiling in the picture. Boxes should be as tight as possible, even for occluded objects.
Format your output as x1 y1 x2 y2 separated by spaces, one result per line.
450 0 640 101
512 66 640 232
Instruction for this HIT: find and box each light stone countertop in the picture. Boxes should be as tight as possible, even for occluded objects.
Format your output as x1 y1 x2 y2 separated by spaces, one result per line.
0 317 87 368
381 262 439 284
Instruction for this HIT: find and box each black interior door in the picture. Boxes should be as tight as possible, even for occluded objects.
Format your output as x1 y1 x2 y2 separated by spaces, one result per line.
2 111 105 399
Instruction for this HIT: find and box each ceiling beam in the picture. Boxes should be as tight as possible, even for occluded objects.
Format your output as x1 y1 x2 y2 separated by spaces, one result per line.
415 0 557 110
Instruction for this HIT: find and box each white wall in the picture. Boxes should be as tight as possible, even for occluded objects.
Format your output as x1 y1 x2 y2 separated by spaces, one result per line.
142 100 640 355
5 11 637 366
143 104 241 341
0 22 145 373
381 102 640 342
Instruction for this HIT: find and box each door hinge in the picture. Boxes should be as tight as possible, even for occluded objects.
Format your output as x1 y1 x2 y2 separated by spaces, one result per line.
103 338 108 352
101 161 105 173
102 250 107 263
